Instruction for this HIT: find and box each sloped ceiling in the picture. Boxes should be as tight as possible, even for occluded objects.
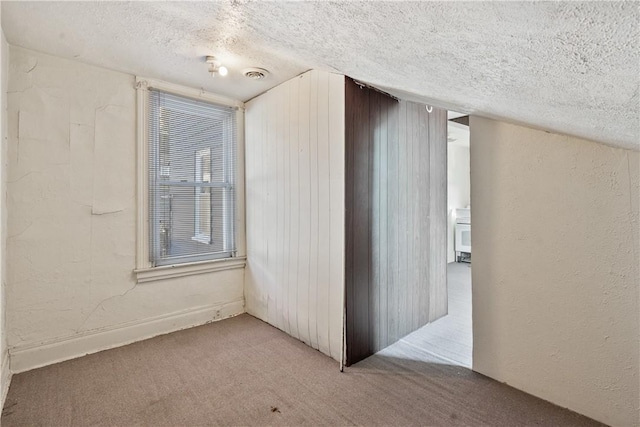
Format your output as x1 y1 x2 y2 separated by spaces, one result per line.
2 1 638 150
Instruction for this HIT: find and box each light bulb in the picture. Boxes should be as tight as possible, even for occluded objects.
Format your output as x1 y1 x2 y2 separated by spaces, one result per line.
218 66 228 77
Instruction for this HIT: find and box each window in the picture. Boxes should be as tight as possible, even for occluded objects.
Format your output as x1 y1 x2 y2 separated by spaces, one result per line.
134 78 246 283
147 89 237 266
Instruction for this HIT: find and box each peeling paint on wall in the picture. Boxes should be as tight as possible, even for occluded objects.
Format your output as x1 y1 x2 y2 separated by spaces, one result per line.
6 47 244 371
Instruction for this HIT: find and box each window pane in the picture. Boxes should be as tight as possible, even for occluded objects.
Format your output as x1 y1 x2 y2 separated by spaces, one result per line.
148 90 236 266
155 185 226 259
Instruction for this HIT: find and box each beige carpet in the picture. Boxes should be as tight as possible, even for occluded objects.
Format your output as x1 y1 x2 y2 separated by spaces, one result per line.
2 314 601 426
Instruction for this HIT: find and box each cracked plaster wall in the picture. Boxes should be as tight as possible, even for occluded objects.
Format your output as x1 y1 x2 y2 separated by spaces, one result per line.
470 117 640 426
5 47 244 367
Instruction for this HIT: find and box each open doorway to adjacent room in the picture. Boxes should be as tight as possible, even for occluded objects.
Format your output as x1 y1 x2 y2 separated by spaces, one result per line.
385 111 472 368
342 78 471 369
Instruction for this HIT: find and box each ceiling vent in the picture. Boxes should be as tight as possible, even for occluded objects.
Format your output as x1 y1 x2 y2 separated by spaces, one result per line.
243 68 269 80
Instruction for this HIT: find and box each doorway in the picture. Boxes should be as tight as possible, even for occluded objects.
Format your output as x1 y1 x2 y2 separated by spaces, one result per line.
344 101 472 369
343 78 448 366
387 112 472 368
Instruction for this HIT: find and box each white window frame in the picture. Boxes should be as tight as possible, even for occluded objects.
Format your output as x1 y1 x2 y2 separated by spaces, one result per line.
134 77 246 283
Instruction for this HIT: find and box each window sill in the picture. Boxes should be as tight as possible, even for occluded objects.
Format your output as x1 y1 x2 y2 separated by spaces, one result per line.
134 256 246 284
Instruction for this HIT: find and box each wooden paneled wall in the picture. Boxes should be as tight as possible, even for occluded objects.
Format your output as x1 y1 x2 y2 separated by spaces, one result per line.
244 70 345 362
345 78 448 365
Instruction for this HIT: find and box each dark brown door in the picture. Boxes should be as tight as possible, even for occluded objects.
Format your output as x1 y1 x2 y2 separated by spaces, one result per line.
344 78 448 365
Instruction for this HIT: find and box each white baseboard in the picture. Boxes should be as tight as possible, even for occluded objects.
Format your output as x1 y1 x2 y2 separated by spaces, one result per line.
9 298 244 373
1 351 11 409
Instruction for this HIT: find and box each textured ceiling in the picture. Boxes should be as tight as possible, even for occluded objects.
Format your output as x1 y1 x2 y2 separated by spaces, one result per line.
2 1 638 150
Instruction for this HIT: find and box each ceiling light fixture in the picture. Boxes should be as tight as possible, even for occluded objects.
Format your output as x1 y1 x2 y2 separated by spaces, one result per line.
205 56 228 77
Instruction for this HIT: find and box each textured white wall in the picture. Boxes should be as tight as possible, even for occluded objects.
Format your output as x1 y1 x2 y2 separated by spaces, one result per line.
0 8 10 406
6 47 245 373
447 131 470 264
244 70 345 361
470 117 639 426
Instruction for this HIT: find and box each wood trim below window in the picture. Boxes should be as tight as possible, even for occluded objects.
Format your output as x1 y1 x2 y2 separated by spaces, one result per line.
134 256 247 284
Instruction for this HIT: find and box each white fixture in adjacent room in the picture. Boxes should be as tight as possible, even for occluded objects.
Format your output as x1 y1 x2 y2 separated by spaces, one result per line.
447 118 470 264
455 207 471 262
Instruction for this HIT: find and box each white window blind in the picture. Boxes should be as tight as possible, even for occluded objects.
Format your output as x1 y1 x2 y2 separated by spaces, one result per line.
148 89 237 266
